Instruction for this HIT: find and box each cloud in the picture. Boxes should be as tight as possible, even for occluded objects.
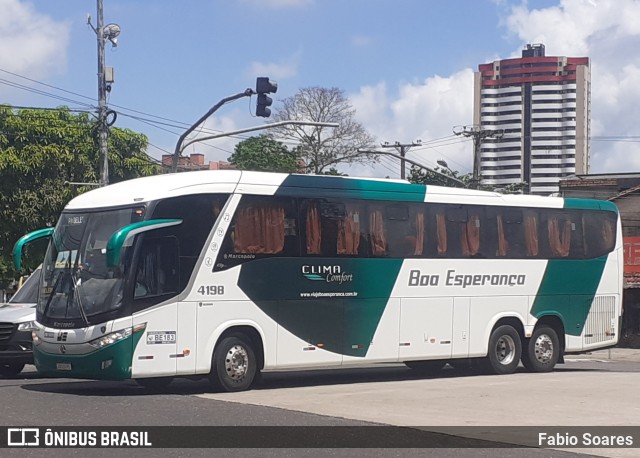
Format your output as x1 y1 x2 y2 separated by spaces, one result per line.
248 51 301 80
502 0 640 173
350 69 476 177
238 0 313 9
349 0 640 178
185 114 242 163
0 0 70 83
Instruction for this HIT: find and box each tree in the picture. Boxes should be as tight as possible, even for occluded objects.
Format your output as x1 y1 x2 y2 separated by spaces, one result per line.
408 165 470 188
229 135 301 173
0 105 158 288
408 165 527 194
272 87 376 174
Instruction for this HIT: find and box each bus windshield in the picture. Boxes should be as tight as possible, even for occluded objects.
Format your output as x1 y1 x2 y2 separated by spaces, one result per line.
38 208 140 324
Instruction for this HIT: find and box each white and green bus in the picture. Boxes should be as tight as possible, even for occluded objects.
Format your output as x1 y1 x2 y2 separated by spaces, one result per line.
13 170 622 391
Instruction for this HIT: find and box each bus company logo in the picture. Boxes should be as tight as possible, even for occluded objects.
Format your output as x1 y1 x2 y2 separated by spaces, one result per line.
302 265 354 284
8 428 40 446
54 321 75 328
408 269 526 288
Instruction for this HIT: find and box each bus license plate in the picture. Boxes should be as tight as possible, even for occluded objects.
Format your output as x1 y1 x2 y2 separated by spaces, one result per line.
56 363 72 371
147 331 176 345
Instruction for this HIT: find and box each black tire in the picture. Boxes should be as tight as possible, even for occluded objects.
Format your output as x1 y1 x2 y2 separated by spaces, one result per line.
404 360 445 372
484 325 521 375
0 363 25 377
135 377 173 390
210 334 258 392
521 326 560 373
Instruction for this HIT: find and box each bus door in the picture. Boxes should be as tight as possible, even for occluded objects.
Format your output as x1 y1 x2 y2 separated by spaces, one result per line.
130 235 182 377
399 297 454 360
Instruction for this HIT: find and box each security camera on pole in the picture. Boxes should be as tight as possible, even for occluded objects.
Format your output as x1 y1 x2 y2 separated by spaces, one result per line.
88 0 120 187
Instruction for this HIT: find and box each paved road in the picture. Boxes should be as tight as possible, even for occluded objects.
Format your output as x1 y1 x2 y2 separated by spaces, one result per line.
2 356 638 457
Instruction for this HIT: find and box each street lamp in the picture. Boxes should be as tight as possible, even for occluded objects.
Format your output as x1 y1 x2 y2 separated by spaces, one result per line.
436 159 451 171
88 1 120 187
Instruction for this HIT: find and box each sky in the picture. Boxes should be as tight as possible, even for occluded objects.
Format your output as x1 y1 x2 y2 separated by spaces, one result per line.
1 0 639 179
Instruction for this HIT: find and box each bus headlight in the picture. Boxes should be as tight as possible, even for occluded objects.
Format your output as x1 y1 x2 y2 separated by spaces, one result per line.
18 321 39 332
88 328 133 349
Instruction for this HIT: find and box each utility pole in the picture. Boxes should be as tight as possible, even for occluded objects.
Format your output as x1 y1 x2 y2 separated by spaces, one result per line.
358 149 466 187
454 125 503 189
380 140 422 180
89 0 120 187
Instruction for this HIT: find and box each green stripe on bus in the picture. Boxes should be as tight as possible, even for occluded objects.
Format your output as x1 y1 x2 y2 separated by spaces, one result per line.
530 257 607 336
563 198 618 213
277 175 427 202
237 258 403 357
33 327 145 380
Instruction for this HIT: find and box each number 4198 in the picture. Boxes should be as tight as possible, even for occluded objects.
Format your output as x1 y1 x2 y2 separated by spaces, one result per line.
197 285 225 295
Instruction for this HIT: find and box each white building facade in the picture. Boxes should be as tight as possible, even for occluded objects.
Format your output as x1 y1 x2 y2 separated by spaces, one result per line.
473 44 590 195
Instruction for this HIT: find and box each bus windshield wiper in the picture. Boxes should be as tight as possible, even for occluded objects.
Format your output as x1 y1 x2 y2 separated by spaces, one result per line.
70 269 89 327
42 270 63 318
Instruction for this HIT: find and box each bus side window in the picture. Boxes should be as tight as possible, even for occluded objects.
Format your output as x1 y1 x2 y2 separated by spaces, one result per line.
368 204 388 256
544 211 573 258
215 196 299 270
582 211 616 258
134 236 179 302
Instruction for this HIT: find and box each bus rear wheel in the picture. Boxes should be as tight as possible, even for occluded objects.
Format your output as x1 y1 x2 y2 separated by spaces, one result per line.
484 325 521 375
210 334 257 392
521 326 560 372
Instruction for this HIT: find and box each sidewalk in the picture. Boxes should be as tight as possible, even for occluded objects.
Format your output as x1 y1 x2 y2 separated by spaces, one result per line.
567 347 640 362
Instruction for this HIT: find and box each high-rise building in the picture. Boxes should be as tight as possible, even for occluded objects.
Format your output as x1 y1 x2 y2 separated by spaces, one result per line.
473 44 590 195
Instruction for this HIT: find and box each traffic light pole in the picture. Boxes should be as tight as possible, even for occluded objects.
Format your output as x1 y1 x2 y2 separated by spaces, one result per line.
171 88 254 172
177 120 339 162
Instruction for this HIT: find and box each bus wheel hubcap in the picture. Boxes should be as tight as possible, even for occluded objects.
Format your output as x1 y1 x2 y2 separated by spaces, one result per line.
534 335 554 364
496 335 516 365
225 345 249 381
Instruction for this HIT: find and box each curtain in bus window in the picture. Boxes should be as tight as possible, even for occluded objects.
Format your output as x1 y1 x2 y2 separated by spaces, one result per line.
337 205 361 255
306 203 321 255
548 217 571 257
602 218 615 251
369 206 387 256
496 214 509 257
524 213 539 256
234 204 285 254
414 210 425 256
461 214 480 257
436 212 447 255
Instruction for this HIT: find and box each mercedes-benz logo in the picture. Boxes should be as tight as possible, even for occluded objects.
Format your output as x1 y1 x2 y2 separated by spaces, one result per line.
59 345 66 354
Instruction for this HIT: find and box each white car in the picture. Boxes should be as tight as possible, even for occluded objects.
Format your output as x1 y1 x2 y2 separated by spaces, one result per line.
0 267 40 377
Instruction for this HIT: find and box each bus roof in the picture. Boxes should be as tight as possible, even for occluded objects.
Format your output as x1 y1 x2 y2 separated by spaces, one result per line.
64 170 616 212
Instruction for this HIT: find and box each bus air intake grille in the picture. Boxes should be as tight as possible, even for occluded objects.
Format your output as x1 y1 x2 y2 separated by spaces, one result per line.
583 296 616 346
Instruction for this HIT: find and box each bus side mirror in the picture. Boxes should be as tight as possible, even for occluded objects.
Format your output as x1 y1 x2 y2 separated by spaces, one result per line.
106 219 182 268
13 228 54 271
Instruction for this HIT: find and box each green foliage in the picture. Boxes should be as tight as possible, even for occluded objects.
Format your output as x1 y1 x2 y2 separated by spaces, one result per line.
408 165 527 194
408 165 470 188
229 135 301 173
0 105 158 288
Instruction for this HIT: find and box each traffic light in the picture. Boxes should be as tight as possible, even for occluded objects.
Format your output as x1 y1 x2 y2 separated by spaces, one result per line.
255 77 278 118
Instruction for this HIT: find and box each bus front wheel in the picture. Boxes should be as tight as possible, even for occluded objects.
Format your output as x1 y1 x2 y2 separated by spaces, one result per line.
521 326 560 372
210 334 257 392
484 325 521 375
